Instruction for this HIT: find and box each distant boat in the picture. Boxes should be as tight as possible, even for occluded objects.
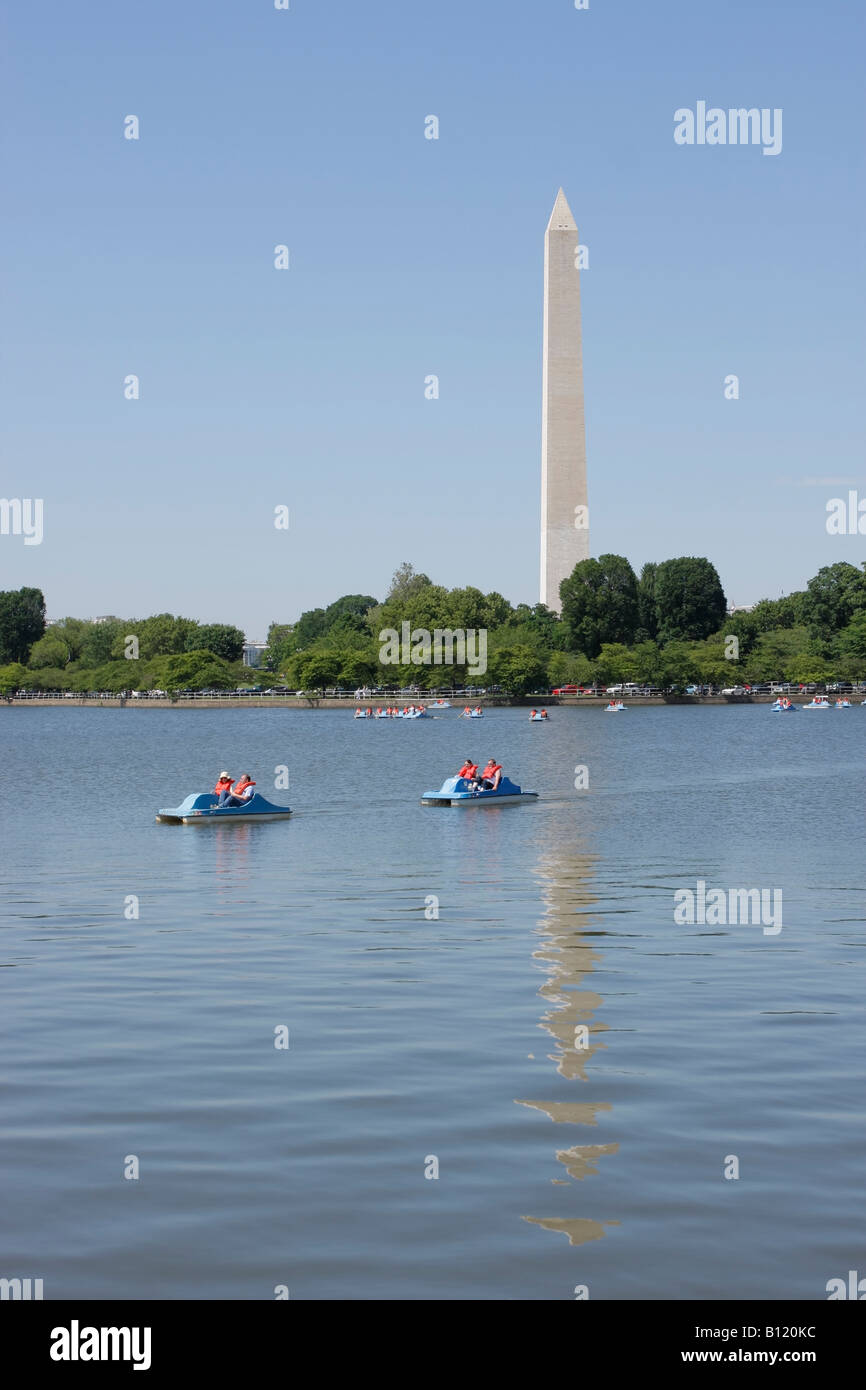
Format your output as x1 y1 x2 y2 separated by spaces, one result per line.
605 701 625 712
771 699 797 711
428 699 451 709
803 696 830 709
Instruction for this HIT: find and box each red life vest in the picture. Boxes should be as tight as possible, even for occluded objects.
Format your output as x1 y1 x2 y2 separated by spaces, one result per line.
214 778 232 793
232 778 255 799
459 763 477 778
483 763 501 780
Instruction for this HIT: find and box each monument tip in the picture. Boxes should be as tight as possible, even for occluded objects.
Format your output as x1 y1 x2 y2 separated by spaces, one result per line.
547 187 577 232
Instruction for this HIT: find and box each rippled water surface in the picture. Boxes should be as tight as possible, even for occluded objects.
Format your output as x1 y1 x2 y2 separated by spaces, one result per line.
1 705 864 1300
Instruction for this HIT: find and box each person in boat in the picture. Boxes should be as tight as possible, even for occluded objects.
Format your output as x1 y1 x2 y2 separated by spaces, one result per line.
530 709 537 719
540 708 548 719
475 758 502 791
214 771 233 801
458 758 478 782
221 773 256 807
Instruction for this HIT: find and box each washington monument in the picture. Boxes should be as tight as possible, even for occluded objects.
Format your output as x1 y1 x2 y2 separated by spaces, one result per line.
540 188 588 613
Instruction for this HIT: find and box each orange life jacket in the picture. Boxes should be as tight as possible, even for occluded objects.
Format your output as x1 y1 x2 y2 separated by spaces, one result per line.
215 777 232 793
232 778 255 798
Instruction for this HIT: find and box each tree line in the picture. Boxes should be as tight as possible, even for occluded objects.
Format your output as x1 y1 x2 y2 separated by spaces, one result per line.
264 557 866 692
0 601 247 695
2 555 865 696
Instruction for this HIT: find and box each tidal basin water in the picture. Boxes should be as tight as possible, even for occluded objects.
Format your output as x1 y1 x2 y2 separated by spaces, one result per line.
1 705 864 1301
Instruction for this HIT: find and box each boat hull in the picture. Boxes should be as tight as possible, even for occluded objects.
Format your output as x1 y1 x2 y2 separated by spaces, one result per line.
421 775 537 807
421 792 538 806
156 792 293 824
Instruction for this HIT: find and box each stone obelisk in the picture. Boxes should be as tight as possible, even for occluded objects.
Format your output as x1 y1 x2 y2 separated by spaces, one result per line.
540 188 588 613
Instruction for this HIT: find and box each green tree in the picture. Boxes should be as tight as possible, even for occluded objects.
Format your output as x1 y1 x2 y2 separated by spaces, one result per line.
837 610 866 664
28 631 71 668
742 628 811 683
337 643 379 686
291 645 344 689
653 558 726 642
750 593 807 631
81 619 126 666
723 609 759 658
511 602 568 650
593 643 639 684
631 640 665 686
657 640 701 688
486 643 548 696
292 608 328 649
148 651 238 690
263 622 296 671
547 650 595 687
86 661 137 693
186 624 245 663
51 617 90 661
323 594 378 637
0 587 46 663
0 662 29 697
28 666 72 690
637 563 658 640
387 563 432 604
559 555 639 658
788 656 833 685
803 563 866 639
690 634 734 686
132 614 198 659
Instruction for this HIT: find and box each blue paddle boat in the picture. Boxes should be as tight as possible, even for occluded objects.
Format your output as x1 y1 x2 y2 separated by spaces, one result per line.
156 792 293 824
421 775 538 807
771 699 797 711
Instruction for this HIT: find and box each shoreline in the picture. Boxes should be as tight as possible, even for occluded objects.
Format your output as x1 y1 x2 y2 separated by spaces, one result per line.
3 694 846 710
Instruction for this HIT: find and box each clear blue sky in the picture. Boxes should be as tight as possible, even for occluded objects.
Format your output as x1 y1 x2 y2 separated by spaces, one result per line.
2 0 864 636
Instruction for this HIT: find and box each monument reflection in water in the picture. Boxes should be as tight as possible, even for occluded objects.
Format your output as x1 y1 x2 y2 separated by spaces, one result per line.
519 840 620 1248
